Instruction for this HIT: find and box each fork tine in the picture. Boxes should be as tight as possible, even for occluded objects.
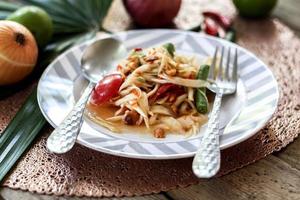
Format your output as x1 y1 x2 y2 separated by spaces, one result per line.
225 48 231 80
231 48 238 82
208 47 218 80
218 46 224 80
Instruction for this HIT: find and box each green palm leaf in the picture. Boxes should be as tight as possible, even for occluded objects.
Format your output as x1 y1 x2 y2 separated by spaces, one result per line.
0 1 21 11
25 0 113 34
0 1 21 19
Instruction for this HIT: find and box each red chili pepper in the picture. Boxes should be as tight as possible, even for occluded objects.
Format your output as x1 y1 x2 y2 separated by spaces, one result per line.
204 18 219 36
156 83 178 97
203 11 232 30
217 26 226 38
150 83 184 102
134 48 142 51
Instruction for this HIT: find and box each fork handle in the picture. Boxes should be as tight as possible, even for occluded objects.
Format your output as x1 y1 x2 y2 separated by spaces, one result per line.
46 82 95 154
192 92 222 178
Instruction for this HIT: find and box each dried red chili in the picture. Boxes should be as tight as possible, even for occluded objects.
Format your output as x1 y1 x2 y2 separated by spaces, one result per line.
203 18 219 36
203 11 232 30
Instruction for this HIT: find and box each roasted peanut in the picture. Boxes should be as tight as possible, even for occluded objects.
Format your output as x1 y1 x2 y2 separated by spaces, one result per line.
165 68 176 76
153 128 165 138
122 110 140 125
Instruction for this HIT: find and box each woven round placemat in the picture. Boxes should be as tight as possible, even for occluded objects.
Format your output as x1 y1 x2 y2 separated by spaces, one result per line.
1 0 300 198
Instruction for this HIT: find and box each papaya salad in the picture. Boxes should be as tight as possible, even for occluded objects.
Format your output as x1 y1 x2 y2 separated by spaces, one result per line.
86 43 211 138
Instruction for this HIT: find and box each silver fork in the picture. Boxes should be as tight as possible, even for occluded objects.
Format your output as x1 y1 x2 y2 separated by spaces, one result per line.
192 46 238 178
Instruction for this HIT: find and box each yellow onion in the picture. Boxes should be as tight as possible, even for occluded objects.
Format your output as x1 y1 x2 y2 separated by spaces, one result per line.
0 20 38 85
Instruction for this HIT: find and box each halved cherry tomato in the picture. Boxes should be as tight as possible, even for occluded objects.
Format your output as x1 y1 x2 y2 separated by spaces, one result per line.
90 74 123 105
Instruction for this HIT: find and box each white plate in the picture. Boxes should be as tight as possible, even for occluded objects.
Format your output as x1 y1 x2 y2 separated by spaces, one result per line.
37 30 279 159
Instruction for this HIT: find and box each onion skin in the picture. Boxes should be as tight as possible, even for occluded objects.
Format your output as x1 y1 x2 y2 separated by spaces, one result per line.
0 20 38 85
123 0 182 28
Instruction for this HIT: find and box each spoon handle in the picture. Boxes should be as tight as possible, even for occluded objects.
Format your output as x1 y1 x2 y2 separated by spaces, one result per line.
46 82 95 154
192 93 222 178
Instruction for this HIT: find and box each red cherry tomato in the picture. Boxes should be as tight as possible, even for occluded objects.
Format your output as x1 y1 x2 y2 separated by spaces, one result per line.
90 74 123 105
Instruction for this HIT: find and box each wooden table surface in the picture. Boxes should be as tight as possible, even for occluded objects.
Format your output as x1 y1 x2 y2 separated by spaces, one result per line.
1 0 300 199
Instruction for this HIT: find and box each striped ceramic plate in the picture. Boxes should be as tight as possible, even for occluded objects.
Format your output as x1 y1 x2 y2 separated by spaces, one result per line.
37 30 279 159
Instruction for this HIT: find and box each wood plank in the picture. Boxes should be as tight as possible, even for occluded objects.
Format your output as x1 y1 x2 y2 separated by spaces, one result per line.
166 155 300 200
273 0 300 35
0 187 168 200
273 137 300 171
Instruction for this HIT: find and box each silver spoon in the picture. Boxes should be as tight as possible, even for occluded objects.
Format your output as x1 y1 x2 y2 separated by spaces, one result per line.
46 38 127 154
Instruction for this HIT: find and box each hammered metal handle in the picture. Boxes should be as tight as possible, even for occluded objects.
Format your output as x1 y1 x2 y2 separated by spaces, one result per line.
192 93 223 178
46 82 95 154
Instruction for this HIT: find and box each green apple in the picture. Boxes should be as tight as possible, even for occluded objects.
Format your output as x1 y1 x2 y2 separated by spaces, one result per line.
7 6 53 47
233 0 278 18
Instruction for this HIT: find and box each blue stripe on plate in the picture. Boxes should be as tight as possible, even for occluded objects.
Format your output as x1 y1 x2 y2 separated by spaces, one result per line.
177 141 198 152
239 57 256 68
247 87 277 104
65 52 81 74
127 33 180 49
242 67 266 81
125 30 152 40
153 143 178 154
247 76 273 91
128 143 152 155
52 61 70 79
185 35 210 56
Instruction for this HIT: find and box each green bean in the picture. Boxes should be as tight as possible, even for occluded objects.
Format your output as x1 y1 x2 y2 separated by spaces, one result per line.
195 89 209 114
195 64 210 114
163 43 175 57
196 64 210 92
